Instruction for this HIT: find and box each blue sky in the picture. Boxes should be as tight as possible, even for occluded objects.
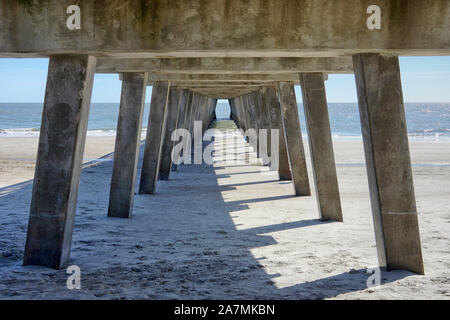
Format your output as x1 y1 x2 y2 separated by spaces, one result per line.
0 57 448 103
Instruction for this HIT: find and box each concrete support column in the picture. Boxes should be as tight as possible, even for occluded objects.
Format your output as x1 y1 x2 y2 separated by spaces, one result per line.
23 55 97 269
300 73 343 222
159 87 181 180
266 87 291 180
258 88 272 160
171 89 190 171
353 53 424 274
139 81 170 194
108 72 147 218
246 94 258 150
229 98 237 124
277 82 311 196
250 92 261 157
235 98 245 131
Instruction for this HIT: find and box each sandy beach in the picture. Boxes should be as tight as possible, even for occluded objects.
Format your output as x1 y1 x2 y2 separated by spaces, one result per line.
0 132 449 299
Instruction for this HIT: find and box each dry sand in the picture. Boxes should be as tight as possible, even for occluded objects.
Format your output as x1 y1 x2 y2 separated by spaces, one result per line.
0 132 449 299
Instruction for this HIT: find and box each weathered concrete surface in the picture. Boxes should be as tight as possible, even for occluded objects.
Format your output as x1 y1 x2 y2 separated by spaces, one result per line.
353 53 424 275
266 87 291 181
108 73 147 218
2 1 449 57
172 82 279 87
171 89 190 172
23 55 96 269
277 82 310 196
186 88 260 99
159 88 181 180
300 73 343 222
250 92 262 158
97 58 353 74
258 88 272 160
147 73 304 82
139 82 170 194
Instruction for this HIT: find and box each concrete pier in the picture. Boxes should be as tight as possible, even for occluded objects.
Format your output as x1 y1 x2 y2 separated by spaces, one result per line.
277 82 311 196
23 55 96 269
108 73 147 218
139 81 170 194
300 73 343 222
266 87 292 180
159 87 181 180
353 53 424 274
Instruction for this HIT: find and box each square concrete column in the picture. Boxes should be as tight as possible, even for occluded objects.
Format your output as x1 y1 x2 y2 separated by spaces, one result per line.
235 97 245 131
277 82 311 196
300 73 343 222
266 87 291 180
108 73 147 218
159 87 181 180
258 88 272 160
229 99 238 127
249 92 261 157
236 98 246 131
171 89 190 171
23 55 96 269
139 81 170 194
353 53 424 274
246 94 258 150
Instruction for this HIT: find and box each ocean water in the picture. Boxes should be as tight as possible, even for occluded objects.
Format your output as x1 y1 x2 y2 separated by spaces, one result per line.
1 102 450 141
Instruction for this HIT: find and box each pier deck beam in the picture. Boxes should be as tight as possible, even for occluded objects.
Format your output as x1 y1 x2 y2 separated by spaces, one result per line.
23 55 96 269
277 82 311 196
353 53 424 274
266 87 291 180
300 73 343 222
159 87 181 180
139 81 170 194
108 73 147 218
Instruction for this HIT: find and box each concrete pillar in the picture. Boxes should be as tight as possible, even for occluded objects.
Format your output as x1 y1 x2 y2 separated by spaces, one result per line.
229 98 238 127
236 98 245 130
250 92 261 157
176 90 193 168
353 53 424 274
277 82 311 196
266 87 291 180
23 55 96 269
300 73 343 222
159 87 181 180
246 94 258 150
258 88 272 160
171 89 190 171
139 81 170 194
108 73 147 218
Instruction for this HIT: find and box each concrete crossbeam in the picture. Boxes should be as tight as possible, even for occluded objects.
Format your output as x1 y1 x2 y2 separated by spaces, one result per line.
1 1 449 57
97 57 352 74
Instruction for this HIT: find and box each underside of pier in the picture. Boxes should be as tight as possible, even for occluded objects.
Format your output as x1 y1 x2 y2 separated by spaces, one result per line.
1 1 449 284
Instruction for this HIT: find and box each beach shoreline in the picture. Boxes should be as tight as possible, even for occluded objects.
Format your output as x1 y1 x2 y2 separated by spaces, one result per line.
1 135 450 188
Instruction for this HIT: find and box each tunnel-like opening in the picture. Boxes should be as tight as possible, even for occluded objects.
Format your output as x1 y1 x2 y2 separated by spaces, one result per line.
215 99 231 120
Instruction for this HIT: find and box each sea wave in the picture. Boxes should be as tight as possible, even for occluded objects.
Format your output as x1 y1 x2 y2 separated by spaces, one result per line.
0 128 150 137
